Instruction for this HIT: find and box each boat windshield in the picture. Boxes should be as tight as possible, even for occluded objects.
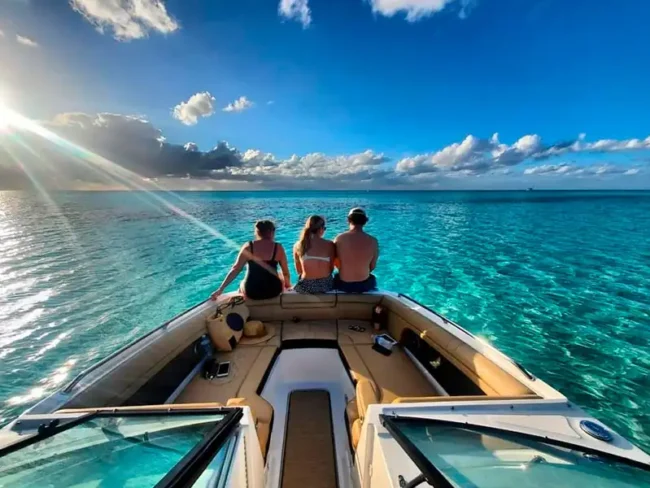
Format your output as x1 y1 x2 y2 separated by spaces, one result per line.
0 408 241 488
381 416 650 488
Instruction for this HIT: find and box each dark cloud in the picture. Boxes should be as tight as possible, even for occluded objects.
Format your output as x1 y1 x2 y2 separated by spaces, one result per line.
0 112 390 189
1 112 648 190
1 113 244 182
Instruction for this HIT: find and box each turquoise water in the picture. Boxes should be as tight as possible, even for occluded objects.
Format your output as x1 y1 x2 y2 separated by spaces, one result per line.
0 415 222 487
0 190 648 451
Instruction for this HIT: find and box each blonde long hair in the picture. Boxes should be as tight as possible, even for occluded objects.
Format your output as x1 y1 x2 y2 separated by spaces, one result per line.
296 215 325 256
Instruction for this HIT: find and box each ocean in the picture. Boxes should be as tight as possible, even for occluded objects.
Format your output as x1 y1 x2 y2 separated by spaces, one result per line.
0 190 648 450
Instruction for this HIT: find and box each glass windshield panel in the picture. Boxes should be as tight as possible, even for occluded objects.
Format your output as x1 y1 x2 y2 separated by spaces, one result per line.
394 421 650 488
0 414 229 488
190 435 236 488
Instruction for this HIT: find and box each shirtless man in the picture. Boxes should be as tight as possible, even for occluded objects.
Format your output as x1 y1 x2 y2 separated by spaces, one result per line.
333 208 379 293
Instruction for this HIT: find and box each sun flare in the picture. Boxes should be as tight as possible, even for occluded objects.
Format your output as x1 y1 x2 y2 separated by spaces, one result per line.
0 99 14 132
0 101 28 133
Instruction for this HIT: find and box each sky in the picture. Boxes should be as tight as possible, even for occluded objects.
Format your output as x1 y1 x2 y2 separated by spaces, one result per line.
0 0 650 190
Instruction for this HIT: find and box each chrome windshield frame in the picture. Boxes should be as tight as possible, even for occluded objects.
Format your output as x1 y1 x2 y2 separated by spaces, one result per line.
380 414 650 475
0 406 243 488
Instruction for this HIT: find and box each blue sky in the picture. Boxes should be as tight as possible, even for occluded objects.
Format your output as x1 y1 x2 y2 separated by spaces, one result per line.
1 0 650 189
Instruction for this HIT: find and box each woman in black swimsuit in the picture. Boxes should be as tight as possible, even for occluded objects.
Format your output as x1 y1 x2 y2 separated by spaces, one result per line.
210 220 291 300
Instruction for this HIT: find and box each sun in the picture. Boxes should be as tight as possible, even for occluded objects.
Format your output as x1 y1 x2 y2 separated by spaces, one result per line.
0 99 23 133
0 100 12 132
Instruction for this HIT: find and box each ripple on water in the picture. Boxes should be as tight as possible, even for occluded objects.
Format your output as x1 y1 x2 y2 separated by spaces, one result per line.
0 190 648 452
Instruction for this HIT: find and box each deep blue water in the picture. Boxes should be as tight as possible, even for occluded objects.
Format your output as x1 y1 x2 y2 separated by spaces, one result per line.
0 190 648 450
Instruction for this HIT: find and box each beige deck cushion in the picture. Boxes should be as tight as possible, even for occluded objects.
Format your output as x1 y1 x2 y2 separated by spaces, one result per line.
337 321 375 345
227 396 273 425
341 342 437 405
227 397 272 457
245 293 381 322
448 344 531 396
282 320 337 341
237 346 276 402
279 293 337 309
351 419 362 449
340 343 438 450
175 345 277 457
355 345 437 404
345 399 360 449
356 379 380 419
176 348 263 404
340 345 373 383
382 295 532 397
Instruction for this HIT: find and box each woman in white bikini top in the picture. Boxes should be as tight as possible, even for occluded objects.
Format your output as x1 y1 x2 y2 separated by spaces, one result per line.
292 215 336 294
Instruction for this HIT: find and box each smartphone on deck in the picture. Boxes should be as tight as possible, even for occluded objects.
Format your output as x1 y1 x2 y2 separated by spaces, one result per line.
216 361 231 378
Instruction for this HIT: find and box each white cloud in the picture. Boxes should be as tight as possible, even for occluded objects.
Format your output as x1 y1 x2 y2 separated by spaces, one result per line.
16 35 38 47
6 110 647 190
70 0 179 41
0 29 5 38
534 135 650 161
173 92 216 126
396 133 504 174
241 149 277 167
397 133 650 176
524 163 641 177
523 164 573 176
223 96 254 113
279 0 312 27
367 0 464 21
220 149 390 184
513 134 542 154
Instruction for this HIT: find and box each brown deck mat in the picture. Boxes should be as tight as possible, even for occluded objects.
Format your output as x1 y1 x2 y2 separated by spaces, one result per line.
281 390 337 488
282 320 337 341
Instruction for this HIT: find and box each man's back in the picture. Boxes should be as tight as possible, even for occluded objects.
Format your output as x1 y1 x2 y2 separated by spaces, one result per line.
335 230 378 282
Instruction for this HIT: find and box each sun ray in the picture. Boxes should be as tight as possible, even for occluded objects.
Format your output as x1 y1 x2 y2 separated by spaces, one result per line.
0 140 92 265
0 106 272 274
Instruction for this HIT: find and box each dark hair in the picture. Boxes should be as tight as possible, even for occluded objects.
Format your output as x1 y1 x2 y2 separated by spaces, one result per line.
255 220 276 239
348 210 368 226
296 215 326 256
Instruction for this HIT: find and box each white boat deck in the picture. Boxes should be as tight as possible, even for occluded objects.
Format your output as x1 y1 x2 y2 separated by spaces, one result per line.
261 348 357 488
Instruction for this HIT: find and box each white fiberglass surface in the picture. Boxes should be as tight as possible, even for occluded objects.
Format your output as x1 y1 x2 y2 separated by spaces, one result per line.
261 348 356 488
